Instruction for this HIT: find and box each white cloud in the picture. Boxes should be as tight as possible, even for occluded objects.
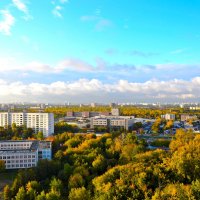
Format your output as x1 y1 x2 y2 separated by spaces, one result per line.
57 59 95 72
0 57 52 73
25 61 53 73
52 6 63 18
1 56 200 79
12 0 28 14
0 78 200 103
0 10 15 35
51 0 68 17
12 0 32 20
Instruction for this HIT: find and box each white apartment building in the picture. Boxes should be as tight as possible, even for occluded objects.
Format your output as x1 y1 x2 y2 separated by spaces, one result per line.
161 114 175 120
0 140 52 169
0 112 54 137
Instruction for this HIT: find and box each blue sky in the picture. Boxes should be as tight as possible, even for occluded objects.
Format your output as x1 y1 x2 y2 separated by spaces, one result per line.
0 0 200 103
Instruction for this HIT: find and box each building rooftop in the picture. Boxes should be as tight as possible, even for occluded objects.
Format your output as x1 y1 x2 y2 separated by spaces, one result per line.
0 140 39 155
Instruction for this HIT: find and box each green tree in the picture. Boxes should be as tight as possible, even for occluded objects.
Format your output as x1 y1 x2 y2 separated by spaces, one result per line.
35 191 46 200
50 177 63 196
37 131 44 140
152 183 193 200
54 150 64 161
68 187 90 200
63 163 73 177
191 179 200 199
26 181 41 200
92 155 106 174
15 187 27 200
0 160 5 172
26 180 41 192
68 174 85 189
45 192 61 200
3 185 11 200
170 134 200 182
151 118 163 134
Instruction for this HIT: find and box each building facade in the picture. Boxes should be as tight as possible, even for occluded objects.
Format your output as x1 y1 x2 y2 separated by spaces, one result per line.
0 140 52 169
161 114 175 120
111 108 120 116
180 114 197 122
91 117 134 131
0 112 54 137
91 118 109 128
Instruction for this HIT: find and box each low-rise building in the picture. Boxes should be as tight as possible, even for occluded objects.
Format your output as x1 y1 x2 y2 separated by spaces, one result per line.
110 118 134 130
82 111 90 118
0 140 52 169
91 117 134 131
111 108 120 116
66 111 74 117
91 118 109 127
181 114 197 121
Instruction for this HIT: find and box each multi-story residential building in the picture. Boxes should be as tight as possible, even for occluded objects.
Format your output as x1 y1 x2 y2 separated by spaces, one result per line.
0 140 52 169
0 112 54 137
91 103 97 108
161 114 175 120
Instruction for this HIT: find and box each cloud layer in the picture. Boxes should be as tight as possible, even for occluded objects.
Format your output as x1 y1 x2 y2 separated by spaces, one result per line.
0 77 200 103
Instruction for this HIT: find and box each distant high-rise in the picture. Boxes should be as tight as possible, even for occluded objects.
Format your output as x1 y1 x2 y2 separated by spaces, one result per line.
91 103 96 107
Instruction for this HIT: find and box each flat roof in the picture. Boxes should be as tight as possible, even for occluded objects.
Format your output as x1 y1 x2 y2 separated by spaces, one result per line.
0 140 39 153
0 149 37 155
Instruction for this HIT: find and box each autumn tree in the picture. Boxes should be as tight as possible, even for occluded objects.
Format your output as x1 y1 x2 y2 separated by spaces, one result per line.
68 187 90 200
15 187 27 200
3 185 11 200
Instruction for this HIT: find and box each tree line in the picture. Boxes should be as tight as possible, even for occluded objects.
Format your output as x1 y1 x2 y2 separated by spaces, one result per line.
2 129 200 199
44 106 200 120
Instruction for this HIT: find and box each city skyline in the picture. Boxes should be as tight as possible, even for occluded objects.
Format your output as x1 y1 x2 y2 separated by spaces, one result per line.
0 0 200 103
